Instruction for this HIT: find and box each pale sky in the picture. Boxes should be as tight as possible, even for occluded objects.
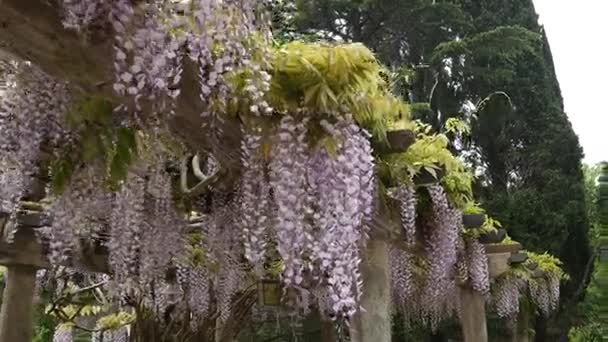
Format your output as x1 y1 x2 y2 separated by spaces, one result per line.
533 1 608 165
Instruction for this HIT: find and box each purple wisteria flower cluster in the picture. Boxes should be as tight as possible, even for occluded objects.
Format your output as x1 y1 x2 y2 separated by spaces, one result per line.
241 130 271 273
389 247 415 313
491 271 560 319
492 275 525 319
61 0 271 124
388 185 492 330
421 185 462 328
0 64 70 215
396 185 417 244
239 114 375 319
529 275 560 317
49 166 112 265
110 0 184 114
176 264 211 330
465 238 490 296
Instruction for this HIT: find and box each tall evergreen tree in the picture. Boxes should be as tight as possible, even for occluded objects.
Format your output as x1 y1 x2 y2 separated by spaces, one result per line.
293 0 593 339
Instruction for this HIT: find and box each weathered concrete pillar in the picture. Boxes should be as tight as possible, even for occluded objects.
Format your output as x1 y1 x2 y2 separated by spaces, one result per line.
0 263 37 342
357 239 391 342
459 286 488 342
320 319 336 342
513 308 531 342
0 227 42 342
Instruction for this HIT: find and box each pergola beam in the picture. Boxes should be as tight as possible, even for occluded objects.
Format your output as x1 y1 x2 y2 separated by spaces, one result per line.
0 0 243 174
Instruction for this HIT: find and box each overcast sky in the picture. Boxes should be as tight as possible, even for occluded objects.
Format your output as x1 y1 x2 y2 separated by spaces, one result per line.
533 0 608 165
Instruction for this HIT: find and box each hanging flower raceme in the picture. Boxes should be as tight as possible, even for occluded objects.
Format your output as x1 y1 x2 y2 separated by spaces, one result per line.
61 0 108 30
492 275 525 319
197 191 247 324
110 0 184 116
53 327 73 342
187 0 272 118
108 172 146 293
0 65 70 214
49 167 112 265
62 0 273 126
548 274 560 311
529 275 561 317
395 185 417 244
176 265 211 330
269 116 310 289
307 116 375 318
389 247 416 312
240 130 271 272
465 238 490 296
239 114 375 318
139 162 185 287
421 185 461 327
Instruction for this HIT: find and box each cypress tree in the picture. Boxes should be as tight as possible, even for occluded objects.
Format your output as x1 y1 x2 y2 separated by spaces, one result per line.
293 0 592 338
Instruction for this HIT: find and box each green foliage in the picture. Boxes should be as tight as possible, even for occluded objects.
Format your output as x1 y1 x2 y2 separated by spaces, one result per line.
444 117 471 136
264 41 410 139
379 121 476 210
583 164 602 246
33 302 55 342
462 201 485 214
382 125 454 179
527 252 567 280
431 25 540 65
51 96 138 194
482 216 502 232
568 323 604 342
96 312 135 330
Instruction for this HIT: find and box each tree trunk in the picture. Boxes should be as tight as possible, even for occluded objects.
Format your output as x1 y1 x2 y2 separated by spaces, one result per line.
458 286 488 342
0 264 37 342
357 240 391 342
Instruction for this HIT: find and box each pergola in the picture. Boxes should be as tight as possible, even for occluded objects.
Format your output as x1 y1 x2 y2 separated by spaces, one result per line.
0 1 546 341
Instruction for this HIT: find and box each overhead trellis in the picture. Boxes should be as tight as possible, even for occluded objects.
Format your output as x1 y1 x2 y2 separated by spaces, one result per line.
0 1 566 342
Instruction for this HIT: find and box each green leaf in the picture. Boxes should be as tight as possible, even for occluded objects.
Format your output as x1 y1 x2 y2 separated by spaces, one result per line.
81 131 102 162
110 153 129 185
320 136 338 158
50 158 75 195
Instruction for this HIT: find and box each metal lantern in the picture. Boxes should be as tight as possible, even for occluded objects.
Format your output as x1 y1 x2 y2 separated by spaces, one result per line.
257 279 281 307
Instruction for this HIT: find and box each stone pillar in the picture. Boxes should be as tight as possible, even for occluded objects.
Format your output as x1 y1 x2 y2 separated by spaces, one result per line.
513 308 531 342
320 319 336 342
0 264 37 342
459 286 488 342
357 240 391 342
0 228 43 342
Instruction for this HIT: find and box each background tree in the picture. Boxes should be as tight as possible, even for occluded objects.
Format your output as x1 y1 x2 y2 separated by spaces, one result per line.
292 0 593 339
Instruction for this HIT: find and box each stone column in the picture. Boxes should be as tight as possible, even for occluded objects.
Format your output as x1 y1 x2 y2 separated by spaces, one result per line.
0 228 43 342
458 286 488 342
357 240 391 342
513 308 531 342
0 263 37 342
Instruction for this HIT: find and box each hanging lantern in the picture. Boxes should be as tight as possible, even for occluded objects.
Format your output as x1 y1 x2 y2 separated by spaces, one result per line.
257 279 281 306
